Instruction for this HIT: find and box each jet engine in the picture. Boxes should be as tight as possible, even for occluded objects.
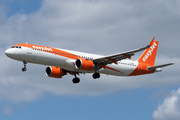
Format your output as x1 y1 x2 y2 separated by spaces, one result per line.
75 59 94 71
45 66 67 78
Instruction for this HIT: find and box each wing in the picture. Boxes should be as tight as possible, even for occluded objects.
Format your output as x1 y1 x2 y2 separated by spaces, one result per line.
93 43 150 70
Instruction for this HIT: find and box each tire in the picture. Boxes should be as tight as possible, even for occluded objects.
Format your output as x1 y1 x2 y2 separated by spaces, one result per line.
72 78 80 84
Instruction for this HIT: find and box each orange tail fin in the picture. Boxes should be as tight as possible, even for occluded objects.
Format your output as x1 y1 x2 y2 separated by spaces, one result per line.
138 37 159 66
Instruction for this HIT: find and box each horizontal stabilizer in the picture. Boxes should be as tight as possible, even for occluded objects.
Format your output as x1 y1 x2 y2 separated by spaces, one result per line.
148 63 174 71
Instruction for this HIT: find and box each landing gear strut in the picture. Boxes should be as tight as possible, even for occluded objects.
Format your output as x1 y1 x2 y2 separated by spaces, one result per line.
93 73 100 79
72 73 80 84
22 61 27 72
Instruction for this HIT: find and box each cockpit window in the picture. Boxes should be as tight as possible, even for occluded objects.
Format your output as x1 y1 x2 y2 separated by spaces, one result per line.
11 46 22 49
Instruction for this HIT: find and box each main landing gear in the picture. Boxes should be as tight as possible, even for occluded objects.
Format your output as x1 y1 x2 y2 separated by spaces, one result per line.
93 73 100 79
72 77 80 84
22 61 27 72
72 73 80 84
72 73 100 84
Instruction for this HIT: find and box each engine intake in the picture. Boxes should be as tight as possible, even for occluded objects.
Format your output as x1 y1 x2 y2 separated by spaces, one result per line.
45 66 67 78
75 59 94 71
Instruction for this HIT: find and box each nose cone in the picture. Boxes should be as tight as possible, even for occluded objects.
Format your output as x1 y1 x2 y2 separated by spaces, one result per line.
5 48 20 60
5 49 10 56
5 49 13 57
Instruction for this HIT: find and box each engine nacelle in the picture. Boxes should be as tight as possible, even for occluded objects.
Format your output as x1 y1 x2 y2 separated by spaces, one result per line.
75 59 94 71
45 66 67 78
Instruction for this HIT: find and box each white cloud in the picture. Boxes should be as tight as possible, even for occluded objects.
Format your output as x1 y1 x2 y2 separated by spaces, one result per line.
0 0 179 102
152 88 180 120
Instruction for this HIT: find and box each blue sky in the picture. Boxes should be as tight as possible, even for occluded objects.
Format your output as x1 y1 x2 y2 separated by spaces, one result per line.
0 0 180 120
0 88 169 120
0 0 42 16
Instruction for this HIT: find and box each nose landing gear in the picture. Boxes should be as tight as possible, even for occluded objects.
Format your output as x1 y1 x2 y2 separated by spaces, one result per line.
22 61 27 72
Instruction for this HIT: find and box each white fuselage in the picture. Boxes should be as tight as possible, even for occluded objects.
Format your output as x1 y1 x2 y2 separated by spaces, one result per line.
5 46 138 76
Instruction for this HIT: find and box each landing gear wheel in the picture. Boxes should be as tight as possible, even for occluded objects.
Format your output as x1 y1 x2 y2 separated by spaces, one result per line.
72 77 80 84
93 73 100 79
22 61 27 72
22 68 27 72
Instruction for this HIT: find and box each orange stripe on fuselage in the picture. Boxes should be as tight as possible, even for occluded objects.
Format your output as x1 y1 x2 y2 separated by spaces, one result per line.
105 66 124 74
14 43 85 60
128 63 155 76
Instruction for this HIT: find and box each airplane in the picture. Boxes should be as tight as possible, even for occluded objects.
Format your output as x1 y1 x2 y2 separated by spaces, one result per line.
5 37 174 84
